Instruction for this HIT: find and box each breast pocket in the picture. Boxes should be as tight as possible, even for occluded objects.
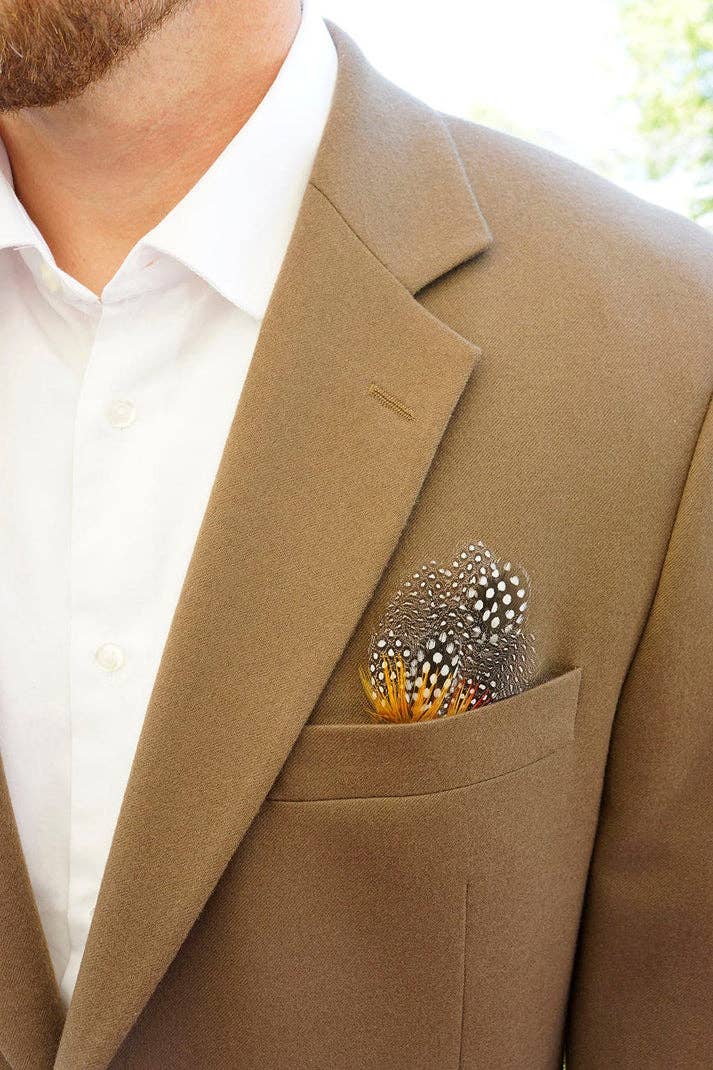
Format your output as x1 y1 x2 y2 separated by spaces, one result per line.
253 668 583 1068
269 666 582 802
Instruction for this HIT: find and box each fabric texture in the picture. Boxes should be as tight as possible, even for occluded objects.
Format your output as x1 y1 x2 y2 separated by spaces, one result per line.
0 15 711 1070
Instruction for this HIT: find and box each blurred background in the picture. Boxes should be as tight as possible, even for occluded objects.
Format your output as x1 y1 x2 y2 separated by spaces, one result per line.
320 0 713 229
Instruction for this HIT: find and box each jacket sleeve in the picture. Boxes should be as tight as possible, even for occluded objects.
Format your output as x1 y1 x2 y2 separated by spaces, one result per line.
565 391 713 1068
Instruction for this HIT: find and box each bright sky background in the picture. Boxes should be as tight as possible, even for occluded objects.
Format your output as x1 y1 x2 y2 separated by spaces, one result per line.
319 0 695 219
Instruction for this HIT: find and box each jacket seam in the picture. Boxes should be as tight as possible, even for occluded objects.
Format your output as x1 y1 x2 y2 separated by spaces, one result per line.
612 380 713 717
562 381 713 1062
308 179 401 283
457 879 470 1069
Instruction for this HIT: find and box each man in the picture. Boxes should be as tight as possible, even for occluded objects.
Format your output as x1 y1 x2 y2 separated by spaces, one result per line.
0 0 711 1067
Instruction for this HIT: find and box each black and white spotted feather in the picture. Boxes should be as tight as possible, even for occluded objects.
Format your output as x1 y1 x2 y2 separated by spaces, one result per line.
367 540 537 713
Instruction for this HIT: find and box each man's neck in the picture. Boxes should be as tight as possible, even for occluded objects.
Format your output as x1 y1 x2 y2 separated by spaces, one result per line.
0 0 301 295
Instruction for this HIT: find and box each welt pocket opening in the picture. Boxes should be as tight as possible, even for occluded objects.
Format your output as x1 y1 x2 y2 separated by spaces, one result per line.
268 666 583 803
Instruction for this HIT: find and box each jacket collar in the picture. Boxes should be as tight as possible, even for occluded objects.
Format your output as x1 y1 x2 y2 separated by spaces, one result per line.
311 21 491 291
0 21 493 1070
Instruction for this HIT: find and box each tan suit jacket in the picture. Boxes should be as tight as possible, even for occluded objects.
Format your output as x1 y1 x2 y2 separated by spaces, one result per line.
1 20 712 1070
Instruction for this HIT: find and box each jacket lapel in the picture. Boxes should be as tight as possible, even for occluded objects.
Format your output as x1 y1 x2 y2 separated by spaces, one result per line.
0 765 64 1070
55 22 492 1070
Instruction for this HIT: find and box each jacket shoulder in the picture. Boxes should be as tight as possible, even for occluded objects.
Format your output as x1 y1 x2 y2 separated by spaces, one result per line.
443 113 713 298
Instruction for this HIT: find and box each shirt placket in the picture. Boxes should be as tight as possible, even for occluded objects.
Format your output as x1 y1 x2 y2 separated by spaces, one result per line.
62 295 148 1004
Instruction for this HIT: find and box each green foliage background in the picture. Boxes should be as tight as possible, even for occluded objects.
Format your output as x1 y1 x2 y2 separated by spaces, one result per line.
621 0 713 220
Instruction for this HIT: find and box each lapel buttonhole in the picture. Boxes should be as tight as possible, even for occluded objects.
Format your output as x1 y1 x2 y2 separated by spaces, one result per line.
368 382 415 422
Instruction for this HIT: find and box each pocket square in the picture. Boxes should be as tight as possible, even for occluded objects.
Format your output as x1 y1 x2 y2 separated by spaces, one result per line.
360 540 537 723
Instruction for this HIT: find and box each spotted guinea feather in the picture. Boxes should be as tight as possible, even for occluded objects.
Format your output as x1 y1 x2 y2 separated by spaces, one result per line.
362 540 537 722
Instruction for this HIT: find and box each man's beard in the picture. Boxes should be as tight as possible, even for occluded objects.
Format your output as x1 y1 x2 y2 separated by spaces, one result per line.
0 0 189 111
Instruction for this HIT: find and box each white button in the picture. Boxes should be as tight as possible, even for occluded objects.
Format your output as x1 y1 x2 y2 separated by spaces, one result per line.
95 643 125 672
38 260 62 294
106 399 137 429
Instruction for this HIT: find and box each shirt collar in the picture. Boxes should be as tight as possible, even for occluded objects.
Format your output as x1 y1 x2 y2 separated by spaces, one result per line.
0 0 337 320
0 142 47 254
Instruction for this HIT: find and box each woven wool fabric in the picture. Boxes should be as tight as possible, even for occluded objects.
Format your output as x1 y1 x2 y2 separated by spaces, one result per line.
1 18 712 1070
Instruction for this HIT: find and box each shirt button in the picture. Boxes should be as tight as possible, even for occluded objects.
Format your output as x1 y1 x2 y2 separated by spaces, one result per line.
95 643 125 672
105 399 137 429
38 260 62 294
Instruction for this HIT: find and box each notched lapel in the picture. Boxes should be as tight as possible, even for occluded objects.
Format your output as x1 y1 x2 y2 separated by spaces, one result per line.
56 24 493 1070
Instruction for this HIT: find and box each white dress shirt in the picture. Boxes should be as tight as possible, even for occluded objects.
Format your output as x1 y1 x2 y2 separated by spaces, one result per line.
0 0 336 1009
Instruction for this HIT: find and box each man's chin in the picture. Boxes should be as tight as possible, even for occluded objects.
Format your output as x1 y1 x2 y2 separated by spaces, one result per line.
0 80 96 114
0 0 187 113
